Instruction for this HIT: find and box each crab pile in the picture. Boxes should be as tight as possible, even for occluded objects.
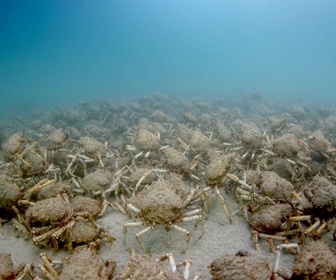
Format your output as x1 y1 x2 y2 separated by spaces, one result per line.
0 94 335 279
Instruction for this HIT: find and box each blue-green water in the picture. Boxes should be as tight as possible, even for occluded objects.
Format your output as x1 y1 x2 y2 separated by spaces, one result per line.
1 0 336 116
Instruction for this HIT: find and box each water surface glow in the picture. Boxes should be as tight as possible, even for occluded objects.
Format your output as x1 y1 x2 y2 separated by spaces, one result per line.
0 0 336 115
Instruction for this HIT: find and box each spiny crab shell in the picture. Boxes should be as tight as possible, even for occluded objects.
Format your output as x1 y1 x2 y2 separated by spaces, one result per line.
209 253 272 280
68 219 102 245
205 153 238 186
115 254 185 280
81 169 112 193
131 180 184 224
0 171 21 214
2 132 23 161
70 195 102 218
42 246 116 280
248 204 293 233
306 175 336 218
0 253 16 280
79 136 106 157
128 166 158 188
291 241 336 279
45 128 66 149
134 129 161 150
25 196 72 227
162 146 190 174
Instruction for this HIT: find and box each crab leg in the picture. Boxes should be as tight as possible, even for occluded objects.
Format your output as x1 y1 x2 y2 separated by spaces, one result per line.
182 213 205 240
24 179 56 199
33 227 60 245
135 226 153 253
51 220 76 251
40 253 58 280
16 263 35 280
313 220 327 239
39 264 56 280
123 221 146 244
214 185 232 223
171 224 191 254
158 253 177 272
65 154 78 173
300 219 320 243
273 243 300 275
182 260 192 280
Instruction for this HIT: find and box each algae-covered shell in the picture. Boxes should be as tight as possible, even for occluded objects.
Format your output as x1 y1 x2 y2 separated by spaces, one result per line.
26 196 72 226
45 128 66 149
0 171 21 211
260 171 294 202
307 175 336 218
37 181 72 200
205 154 236 186
135 129 160 150
2 133 23 160
0 253 15 280
68 219 99 245
79 136 106 157
134 180 183 224
292 241 336 280
70 196 102 217
248 204 292 233
81 169 112 193
163 146 190 174
59 246 115 280
209 254 271 280
116 254 185 280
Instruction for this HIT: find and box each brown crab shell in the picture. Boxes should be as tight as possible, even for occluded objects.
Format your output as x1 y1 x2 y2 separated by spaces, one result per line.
166 173 191 198
19 151 46 177
2 132 23 160
239 123 263 149
292 241 336 280
135 129 160 150
0 253 15 280
209 254 271 280
45 128 66 149
260 171 294 203
205 154 235 186
163 146 190 174
134 181 183 224
307 175 336 218
177 124 193 142
59 246 115 280
248 204 292 233
129 167 157 187
79 136 106 157
26 196 72 227
205 158 227 186
37 181 72 200
70 196 102 218
116 254 185 280
271 133 301 157
0 171 21 210
189 130 210 152
68 219 99 245
81 169 112 192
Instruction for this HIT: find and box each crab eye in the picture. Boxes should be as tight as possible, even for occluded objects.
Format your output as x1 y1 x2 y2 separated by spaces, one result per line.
280 218 287 225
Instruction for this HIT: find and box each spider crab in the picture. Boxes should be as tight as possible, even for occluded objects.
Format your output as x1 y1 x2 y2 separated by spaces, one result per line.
123 179 204 253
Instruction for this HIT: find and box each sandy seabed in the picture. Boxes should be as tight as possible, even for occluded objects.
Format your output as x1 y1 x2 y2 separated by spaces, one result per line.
0 94 335 279
0 193 299 279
